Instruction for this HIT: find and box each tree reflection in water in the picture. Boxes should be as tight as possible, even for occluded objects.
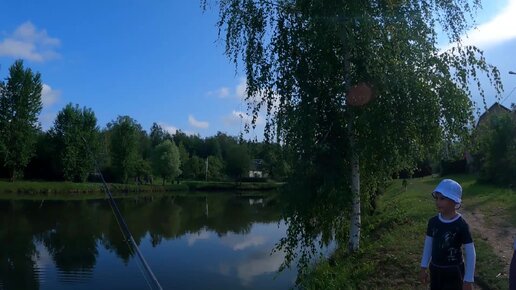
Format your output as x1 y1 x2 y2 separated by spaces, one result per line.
0 193 282 290
275 173 350 282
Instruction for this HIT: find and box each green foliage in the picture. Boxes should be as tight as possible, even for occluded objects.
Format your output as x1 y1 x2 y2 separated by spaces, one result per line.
205 136 223 159
177 142 190 177
473 112 516 185
150 122 171 148
134 159 152 184
260 143 291 181
51 103 100 182
207 155 224 180
107 116 144 183
0 60 43 180
151 140 181 185
182 155 205 180
24 131 61 180
225 143 251 179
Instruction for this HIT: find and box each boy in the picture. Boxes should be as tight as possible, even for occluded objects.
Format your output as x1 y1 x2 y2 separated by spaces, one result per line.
419 179 476 290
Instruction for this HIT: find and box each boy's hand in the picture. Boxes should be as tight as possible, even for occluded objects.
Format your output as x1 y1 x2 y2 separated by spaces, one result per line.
419 268 429 284
463 282 473 290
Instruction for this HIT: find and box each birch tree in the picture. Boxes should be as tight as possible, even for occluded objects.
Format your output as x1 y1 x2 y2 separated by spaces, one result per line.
203 0 502 275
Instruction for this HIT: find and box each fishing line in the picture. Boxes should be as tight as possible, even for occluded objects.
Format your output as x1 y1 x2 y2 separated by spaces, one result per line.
82 137 163 290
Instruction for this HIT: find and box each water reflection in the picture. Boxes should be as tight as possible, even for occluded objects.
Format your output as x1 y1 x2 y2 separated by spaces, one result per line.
0 193 292 290
236 249 286 286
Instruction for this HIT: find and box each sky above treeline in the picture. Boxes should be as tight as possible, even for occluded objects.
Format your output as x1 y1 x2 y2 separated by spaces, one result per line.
1 1 516 138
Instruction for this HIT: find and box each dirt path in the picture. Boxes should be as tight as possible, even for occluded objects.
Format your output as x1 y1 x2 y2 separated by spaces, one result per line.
461 206 516 287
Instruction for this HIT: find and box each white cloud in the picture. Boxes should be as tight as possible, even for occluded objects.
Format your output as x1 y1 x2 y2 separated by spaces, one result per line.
157 122 179 135
157 122 196 136
187 229 211 246
236 250 286 286
223 110 264 126
220 234 268 251
0 22 61 62
217 247 288 286
41 83 60 107
445 0 516 50
207 87 231 98
236 78 247 100
188 115 209 129
232 235 266 251
234 78 281 111
218 87 230 98
208 87 230 99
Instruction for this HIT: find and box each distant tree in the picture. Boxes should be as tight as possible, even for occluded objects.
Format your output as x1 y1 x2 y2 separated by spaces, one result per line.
173 131 204 157
177 142 190 178
225 144 251 180
107 116 143 183
151 140 181 185
216 132 239 160
50 103 100 182
182 155 205 180
207 155 224 180
261 144 291 181
150 122 170 148
473 112 516 185
0 60 43 181
205 137 222 159
137 129 152 171
135 159 153 184
25 130 61 180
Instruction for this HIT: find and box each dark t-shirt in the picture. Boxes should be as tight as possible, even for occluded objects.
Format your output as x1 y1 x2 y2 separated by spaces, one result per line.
426 214 473 266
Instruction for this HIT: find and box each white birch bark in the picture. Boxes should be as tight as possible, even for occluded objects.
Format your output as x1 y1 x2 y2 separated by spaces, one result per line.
348 148 361 252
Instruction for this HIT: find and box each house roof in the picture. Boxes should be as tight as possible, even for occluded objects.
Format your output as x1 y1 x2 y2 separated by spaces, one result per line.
477 102 511 127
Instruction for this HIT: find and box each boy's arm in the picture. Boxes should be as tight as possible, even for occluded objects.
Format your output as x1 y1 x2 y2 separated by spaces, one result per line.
463 242 476 282
419 236 433 284
420 235 433 268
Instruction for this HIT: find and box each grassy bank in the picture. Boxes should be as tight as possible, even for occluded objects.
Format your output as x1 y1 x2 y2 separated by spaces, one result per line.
183 180 282 191
0 179 282 199
303 175 515 290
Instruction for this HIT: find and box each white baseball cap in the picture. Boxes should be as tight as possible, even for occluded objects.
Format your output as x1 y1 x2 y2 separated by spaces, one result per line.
432 179 462 204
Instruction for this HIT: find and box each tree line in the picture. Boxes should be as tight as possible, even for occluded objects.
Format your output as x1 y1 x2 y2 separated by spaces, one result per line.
0 60 290 183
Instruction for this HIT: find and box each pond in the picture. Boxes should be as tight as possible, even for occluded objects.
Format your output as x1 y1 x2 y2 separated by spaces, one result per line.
0 193 298 290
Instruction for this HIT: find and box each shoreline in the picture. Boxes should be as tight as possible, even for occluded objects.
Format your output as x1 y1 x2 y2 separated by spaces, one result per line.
0 180 283 200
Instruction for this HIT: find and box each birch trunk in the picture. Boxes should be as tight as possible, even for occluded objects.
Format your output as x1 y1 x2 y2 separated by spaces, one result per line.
347 148 361 252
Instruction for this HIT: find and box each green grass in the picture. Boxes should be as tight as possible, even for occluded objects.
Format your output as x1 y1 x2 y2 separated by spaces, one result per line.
0 179 188 199
0 179 282 199
303 175 514 290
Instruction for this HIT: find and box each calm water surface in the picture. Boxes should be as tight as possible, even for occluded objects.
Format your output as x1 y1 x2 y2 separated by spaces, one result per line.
0 194 298 290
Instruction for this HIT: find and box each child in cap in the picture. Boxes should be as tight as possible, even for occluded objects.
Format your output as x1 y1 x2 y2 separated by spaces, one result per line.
419 179 476 290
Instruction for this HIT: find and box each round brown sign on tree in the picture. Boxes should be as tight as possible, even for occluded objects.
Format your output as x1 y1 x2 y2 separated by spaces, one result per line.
347 83 373 107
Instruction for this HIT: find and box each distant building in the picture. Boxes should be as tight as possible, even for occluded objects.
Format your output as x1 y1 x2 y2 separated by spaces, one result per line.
248 159 268 178
477 102 511 128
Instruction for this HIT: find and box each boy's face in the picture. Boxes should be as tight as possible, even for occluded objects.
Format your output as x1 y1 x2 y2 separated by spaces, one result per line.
433 192 456 213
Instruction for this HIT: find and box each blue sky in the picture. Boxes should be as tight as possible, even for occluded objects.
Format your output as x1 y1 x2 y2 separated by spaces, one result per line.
1 1 516 138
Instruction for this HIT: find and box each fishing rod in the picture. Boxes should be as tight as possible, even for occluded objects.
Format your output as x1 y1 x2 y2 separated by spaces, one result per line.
82 137 163 290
